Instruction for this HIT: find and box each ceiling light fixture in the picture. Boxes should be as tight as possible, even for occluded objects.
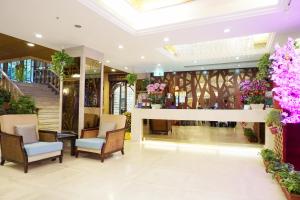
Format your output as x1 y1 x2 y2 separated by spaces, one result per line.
163 37 170 42
157 63 161 67
111 69 116 72
235 56 240 60
27 43 35 47
193 60 198 64
124 67 128 70
35 33 43 38
106 60 111 63
118 45 124 49
141 56 145 59
224 28 231 33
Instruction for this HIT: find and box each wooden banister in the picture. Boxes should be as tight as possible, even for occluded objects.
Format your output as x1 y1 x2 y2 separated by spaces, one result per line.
0 70 24 99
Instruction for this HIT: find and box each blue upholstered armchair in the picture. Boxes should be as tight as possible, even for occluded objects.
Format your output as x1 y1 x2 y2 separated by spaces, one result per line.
75 114 126 162
0 114 63 173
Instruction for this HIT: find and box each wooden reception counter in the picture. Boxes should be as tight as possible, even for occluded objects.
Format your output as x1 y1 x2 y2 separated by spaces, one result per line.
131 108 271 144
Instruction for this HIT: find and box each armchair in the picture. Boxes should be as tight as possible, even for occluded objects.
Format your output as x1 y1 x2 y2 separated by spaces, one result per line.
0 114 63 173
75 114 126 162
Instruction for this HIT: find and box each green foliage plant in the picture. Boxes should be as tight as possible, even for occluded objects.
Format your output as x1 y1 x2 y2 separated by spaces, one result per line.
126 73 138 86
15 63 25 82
51 50 74 78
260 149 280 162
266 109 282 127
8 96 36 114
256 53 271 80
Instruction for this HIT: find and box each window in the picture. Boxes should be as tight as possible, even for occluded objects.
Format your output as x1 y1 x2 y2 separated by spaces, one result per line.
111 82 134 115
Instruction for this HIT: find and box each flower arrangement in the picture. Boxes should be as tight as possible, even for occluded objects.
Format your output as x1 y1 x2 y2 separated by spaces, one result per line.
146 83 166 104
240 79 269 104
270 38 300 123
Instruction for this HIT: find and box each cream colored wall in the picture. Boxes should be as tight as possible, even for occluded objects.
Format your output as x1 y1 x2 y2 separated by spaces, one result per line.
103 72 110 114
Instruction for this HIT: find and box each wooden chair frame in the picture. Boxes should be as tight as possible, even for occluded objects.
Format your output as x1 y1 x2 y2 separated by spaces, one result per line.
75 127 127 162
0 130 63 173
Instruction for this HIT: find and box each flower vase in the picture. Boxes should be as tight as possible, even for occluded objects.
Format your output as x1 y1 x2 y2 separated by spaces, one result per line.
269 126 279 135
243 105 251 110
250 104 264 110
151 104 162 109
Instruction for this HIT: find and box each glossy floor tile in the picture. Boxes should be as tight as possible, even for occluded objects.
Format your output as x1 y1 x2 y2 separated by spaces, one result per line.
0 141 285 200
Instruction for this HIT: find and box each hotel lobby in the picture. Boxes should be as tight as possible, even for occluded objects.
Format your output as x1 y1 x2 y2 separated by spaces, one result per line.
0 0 300 200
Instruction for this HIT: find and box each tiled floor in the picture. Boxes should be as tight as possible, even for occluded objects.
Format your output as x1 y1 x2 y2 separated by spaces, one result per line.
0 141 285 200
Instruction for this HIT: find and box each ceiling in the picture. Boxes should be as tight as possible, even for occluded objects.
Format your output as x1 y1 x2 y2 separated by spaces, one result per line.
0 33 56 62
0 0 300 73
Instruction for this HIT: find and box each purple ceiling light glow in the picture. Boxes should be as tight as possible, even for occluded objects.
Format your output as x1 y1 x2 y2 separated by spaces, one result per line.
270 38 300 124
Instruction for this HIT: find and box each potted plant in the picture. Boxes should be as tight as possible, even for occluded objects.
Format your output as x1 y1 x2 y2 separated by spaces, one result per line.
123 112 131 140
126 73 138 87
240 79 269 110
243 128 258 143
0 89 11 111
51 50 74 78
15 63 25 82
260 148 280 170
266 109 282 134
280 171 300 200
256 53 271 80
146 82 166 109
7 96 37 114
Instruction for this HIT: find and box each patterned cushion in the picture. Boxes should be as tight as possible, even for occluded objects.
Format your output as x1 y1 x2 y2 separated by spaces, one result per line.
98 122 116 138
15 124 38 144
75 138 106 150
24 142 63 156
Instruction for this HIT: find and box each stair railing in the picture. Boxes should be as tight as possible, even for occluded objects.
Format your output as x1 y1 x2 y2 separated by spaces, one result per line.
33 69 60 94
47 70 60 94
0 70 24 99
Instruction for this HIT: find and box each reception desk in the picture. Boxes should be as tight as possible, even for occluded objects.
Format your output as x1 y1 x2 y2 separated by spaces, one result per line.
131 108 272 146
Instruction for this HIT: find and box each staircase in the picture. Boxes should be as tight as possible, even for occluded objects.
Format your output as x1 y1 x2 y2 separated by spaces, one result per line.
16 82 60 131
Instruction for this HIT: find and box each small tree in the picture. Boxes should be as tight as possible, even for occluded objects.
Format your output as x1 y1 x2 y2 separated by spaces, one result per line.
270 38 300 123
51 50 74 78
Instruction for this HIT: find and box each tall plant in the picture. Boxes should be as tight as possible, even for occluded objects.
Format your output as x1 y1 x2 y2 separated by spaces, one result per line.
126 73 138 86
256 53 271 80
51 50 74 78
15 63 25 82
270 38 300 123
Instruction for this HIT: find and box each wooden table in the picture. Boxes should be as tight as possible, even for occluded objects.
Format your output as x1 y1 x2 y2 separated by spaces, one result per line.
57 131 77 156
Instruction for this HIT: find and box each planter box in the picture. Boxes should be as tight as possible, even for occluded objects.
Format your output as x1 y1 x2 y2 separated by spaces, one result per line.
276 175 300 200
281 184 300 200
263 160 270 172
250 103 264 110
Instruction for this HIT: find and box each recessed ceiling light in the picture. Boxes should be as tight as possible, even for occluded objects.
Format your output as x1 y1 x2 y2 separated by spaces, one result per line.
118 45 124 49
163 37 170 42
93 69 97 73
224 28 231 33
111 69 116 72
157 64 161 67
141 56 145 59
124 67 128 70
193 60 198 64
35 33 43 38
27 43 35 47
74 24 82 28
238 64 241 67
235 56 240 60
106 60 110 63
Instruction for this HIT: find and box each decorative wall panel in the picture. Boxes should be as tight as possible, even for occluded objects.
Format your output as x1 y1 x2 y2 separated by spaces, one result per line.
152 68 257 109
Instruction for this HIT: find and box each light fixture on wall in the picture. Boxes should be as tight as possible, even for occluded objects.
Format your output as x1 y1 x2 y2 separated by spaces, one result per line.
63 88 70 95
71 74 80 78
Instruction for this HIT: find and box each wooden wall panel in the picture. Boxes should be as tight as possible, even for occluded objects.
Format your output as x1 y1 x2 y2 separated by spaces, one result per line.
152 68 257 109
